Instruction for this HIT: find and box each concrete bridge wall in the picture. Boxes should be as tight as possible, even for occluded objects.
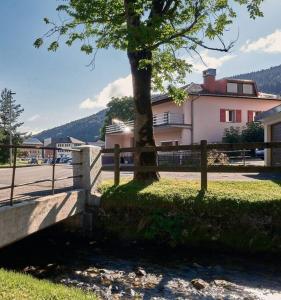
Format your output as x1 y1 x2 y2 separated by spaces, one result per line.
0 189 85 248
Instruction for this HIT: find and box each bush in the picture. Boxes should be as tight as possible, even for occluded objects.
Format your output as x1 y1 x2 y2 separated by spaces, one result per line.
222 122 264 144
98 179 281 253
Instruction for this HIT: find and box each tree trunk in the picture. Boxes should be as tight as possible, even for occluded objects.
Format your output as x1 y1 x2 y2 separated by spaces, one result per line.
128 50 160 182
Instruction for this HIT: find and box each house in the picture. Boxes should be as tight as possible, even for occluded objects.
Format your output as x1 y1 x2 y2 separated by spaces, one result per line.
105 69 281 154
22 137 43 159
44 136 85 158
256 105 281 166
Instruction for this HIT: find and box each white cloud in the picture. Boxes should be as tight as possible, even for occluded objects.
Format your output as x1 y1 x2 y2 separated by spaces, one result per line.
190 50 236 73
79 74 133 110
240 30 281 53
27 114 40 122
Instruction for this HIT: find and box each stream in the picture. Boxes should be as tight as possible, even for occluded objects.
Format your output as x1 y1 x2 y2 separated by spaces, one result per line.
0 228 280 300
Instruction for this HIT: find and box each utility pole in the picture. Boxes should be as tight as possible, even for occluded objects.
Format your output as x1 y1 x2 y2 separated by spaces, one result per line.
8 91 16 166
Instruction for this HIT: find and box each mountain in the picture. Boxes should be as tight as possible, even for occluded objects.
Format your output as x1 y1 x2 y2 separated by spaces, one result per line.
34 109 107 142
232 65 281 95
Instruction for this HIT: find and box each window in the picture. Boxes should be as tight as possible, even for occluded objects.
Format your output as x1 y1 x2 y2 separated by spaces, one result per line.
226 110 235 122
248 111 262 122
220 109 242 123
243 84 254 95
227 83 238 93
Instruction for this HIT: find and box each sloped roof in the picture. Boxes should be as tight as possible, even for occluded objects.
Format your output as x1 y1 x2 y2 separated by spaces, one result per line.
151 83 203 104
23 137 43 146
256 104 281 121
44 136 85 147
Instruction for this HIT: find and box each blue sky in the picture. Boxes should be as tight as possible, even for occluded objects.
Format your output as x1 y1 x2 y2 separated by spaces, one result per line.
0 0 281 134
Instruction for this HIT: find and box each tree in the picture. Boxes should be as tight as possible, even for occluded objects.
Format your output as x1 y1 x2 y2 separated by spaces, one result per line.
241 122 264 143
222 122 264 144
0 89 24 164
0 89 24 134
35 0 264 181
100 96 135 141
222 126 241 144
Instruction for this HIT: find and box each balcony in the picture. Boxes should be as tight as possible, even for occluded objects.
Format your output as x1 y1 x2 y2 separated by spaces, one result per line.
105 113 185 134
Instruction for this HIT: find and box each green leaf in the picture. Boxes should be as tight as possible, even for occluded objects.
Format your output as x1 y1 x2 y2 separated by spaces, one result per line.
33 38 43 48
48 41 59 52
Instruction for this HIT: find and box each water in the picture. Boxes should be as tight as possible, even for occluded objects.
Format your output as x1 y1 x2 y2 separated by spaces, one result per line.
0 228 280 299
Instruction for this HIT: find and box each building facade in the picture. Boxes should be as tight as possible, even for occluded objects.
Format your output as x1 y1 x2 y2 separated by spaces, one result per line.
257 105 281 166
105 69 281 151
22 137 43 159
44 136 85 158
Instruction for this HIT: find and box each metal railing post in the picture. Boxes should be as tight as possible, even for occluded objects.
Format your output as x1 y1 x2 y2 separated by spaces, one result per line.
200 140 208 191
114 144 120 186
10 147 17 206
51 148 56 195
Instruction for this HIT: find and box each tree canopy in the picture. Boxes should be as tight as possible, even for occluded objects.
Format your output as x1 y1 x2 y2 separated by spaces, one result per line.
36 0 264 181
0 89 24 133
35 0 264 102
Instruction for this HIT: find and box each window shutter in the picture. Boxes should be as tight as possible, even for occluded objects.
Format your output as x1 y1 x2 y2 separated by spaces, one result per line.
236 110 242 123
220 109 226 122
248 111 254 123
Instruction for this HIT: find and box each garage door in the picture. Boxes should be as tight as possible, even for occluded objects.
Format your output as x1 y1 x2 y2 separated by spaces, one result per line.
271 122 281 166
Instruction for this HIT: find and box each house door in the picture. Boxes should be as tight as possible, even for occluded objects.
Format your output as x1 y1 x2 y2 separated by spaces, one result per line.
271 122 281 166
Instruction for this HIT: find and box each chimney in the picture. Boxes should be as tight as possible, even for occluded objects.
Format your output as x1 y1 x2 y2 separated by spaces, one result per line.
203 69 216 93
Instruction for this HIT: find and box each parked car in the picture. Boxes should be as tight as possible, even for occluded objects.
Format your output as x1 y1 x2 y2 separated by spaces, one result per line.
255 148 264 159
28 158 38 165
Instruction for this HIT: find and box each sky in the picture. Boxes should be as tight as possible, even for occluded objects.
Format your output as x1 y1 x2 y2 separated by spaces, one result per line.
0 0 281 134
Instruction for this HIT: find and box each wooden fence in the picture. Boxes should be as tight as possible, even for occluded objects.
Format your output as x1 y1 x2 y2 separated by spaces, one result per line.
101 140 281 191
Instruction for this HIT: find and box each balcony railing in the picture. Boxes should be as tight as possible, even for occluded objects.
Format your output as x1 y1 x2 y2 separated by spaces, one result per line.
106 113 184 134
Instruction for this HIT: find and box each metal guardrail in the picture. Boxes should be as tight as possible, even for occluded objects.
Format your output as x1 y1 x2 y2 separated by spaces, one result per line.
0 144 83 206
101 141 281 191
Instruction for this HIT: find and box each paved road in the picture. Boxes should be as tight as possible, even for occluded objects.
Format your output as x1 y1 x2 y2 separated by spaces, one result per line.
1 164 281 205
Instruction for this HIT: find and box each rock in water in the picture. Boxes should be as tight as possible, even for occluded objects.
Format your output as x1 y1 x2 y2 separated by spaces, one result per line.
191 278 209 290
135 267 146 277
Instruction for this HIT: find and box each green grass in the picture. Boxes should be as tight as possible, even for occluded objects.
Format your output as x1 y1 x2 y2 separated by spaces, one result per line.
0 269 98 300
99 178 281 204
98 179 281 253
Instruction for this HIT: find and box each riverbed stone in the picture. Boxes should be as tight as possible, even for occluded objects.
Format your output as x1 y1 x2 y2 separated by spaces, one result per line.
191 278 209 290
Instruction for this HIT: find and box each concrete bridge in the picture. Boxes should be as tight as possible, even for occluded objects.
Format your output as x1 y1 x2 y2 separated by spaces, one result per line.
0 146 101 249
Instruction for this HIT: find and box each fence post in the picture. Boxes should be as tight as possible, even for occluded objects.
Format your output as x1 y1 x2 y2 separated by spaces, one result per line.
72 145 102 203
200 140 208 191
51 148 56 195
10 147 17 206
114 144 120 186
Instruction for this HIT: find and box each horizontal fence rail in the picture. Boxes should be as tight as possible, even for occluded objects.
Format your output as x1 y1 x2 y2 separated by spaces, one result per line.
101 141 281 190
0 144 83 206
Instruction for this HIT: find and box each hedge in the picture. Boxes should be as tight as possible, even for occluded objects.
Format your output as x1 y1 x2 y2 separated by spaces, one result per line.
97 179 281 253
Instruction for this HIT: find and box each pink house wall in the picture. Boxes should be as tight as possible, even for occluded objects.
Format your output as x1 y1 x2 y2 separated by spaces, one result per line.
105 96 281 148
192 96 281 143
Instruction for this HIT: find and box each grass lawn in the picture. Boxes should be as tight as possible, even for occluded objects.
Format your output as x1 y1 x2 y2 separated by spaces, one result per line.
0 269 98 300
99 178 281 204
98 179 281 253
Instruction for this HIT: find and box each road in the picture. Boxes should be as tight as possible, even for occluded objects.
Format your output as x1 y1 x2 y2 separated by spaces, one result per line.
0 164 281 205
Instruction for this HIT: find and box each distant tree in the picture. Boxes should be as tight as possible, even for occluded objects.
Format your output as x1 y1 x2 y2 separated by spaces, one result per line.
100 96 134 141
241 122 264 143
0 89 24 133
0 89 24 163
222 126 241 144
35 0 264 181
